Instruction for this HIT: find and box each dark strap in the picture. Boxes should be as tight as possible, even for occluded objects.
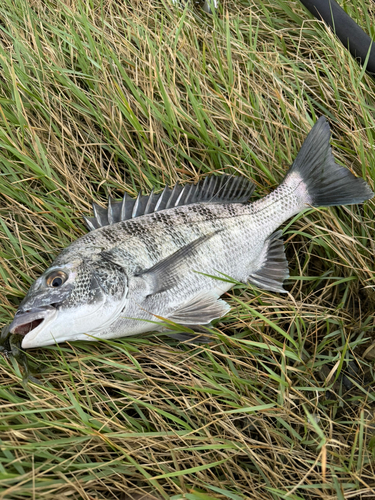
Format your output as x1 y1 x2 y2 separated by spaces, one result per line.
299 0 375 74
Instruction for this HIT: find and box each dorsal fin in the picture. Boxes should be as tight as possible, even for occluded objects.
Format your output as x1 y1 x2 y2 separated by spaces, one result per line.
83 175 255 231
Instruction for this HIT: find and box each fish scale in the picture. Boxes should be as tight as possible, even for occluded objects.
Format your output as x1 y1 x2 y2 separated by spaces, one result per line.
6 117 373 349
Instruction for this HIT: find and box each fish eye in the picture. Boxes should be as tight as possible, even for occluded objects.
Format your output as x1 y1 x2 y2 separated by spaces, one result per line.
46 270 68 288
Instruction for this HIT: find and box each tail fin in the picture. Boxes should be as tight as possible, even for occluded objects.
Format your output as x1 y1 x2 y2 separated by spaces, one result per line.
285 117 373 207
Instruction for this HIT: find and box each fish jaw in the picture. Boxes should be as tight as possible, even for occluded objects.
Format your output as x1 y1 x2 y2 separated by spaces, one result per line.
9 306 58 348
18 294 129 348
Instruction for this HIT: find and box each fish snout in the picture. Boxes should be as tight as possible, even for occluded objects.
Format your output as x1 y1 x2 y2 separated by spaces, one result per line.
9 306 57 337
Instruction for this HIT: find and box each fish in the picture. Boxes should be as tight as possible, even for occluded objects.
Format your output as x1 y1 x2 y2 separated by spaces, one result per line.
6 116 374 350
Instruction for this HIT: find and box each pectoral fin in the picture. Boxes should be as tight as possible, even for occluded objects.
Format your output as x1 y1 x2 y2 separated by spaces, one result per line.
137 233 218 295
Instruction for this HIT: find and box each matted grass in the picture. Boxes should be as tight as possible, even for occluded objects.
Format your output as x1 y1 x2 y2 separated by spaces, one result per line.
0 0 374 498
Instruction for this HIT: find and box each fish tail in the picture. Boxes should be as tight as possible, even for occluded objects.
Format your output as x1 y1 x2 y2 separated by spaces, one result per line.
283 117 373 208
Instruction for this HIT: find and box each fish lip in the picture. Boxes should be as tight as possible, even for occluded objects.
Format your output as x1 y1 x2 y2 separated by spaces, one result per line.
9 306 57 346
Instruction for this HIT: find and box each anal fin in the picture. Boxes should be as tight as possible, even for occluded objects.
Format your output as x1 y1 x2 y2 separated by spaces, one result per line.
248 230 289 293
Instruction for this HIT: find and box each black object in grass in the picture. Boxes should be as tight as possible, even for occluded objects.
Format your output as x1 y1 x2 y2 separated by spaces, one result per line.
0 324 41 385
299 0 375 74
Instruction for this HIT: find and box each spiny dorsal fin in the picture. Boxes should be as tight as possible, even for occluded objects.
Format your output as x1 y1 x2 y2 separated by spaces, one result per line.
248 230 289 293
83 175 255 231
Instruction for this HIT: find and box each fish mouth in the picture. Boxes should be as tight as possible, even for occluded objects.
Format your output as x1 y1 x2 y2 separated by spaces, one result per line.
9 306 57 344
13 318 44 336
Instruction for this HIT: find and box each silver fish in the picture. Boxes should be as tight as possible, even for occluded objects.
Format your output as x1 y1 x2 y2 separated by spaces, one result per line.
8 117 374 349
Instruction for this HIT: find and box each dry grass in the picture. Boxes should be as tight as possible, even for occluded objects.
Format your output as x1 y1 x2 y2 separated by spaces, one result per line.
0 0 374 498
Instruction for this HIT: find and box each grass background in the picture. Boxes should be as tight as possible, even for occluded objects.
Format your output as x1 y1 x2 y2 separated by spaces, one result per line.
0 0 375 498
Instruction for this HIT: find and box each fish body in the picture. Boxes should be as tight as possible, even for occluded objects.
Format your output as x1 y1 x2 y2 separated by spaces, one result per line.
8 117 374 349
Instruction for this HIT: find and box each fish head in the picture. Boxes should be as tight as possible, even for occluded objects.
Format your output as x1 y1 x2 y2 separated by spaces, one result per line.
9 254 128 349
